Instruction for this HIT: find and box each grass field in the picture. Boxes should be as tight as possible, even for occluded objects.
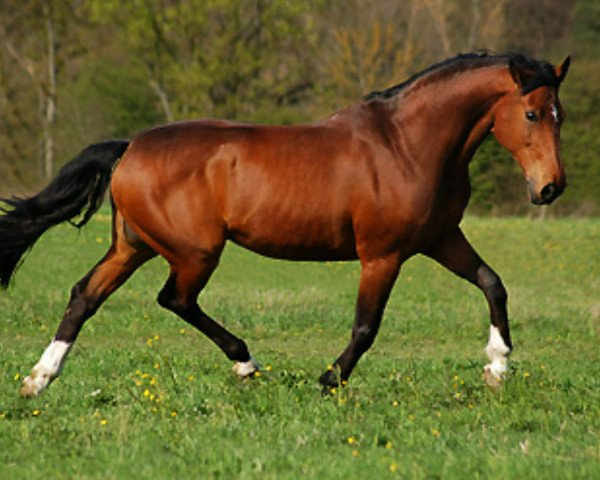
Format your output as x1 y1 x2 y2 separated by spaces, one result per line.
0 213 599 479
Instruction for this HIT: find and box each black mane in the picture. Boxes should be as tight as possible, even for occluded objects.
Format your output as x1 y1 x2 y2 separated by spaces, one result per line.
364 52 559 101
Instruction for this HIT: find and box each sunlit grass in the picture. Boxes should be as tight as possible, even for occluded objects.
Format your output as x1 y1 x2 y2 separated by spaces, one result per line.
0 213 599 478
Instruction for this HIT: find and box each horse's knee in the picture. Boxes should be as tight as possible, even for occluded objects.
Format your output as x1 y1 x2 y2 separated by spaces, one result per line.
476 266 507 305
488 281 507 305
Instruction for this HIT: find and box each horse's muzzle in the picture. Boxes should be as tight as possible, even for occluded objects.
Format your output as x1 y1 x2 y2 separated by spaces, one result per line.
528 181 565 205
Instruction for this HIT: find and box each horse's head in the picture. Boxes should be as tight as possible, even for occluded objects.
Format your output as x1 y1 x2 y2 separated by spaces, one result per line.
492 55 570 205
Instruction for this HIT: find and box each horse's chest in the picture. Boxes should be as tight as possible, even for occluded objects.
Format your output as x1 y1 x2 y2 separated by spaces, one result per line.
422 174 471 235
391 172 471 245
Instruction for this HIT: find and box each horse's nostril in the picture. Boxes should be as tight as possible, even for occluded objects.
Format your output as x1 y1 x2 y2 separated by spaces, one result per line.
540 183 557 203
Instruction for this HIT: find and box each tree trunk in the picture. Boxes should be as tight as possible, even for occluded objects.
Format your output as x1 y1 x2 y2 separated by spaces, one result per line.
42 6 56 181
149 78 174 123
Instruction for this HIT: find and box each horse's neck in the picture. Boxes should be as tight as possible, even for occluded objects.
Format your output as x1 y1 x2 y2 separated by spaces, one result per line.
389 66 512 169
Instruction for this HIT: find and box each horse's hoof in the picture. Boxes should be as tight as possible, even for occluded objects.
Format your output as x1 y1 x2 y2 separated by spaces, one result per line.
20 385 37 397
483 365 503 391
19 371 46 397
232 356 260 378
318 369 339 389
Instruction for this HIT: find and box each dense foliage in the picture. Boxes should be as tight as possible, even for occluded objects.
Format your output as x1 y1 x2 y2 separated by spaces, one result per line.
1 0 598 214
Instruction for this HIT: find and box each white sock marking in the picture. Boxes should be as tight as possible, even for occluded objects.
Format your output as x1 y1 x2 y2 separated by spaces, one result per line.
21 340 72 396
484 326 510 380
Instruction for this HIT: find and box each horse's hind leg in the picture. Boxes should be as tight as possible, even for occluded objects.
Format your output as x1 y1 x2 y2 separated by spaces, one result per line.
157 260 259 377
20 211 155 396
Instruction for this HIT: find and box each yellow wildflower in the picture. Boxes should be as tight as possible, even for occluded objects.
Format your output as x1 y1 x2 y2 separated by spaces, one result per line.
347 436 356 444
171 411 177 418
385 441 393 449
143 389 150 397
389 463 398 473
32 410 40 417
351 449 360 457
100 419 107 426
13 373 20 381
431 428 441 438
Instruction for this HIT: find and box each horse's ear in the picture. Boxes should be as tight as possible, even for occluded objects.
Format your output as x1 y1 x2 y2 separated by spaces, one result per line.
555 56 571 84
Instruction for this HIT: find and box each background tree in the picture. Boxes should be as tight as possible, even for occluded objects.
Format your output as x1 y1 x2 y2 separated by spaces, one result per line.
0 0 598 215
0 0 86 187
88 0 320 123
318 0 419 104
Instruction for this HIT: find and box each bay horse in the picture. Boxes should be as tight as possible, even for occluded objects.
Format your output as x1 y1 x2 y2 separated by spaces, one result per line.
0 52 570 397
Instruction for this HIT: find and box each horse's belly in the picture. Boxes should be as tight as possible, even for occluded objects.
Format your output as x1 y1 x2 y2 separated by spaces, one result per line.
232 238 358 261
227 214 358 261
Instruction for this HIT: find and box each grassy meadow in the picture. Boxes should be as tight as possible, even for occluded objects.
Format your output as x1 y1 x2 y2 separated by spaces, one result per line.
0 212 599 479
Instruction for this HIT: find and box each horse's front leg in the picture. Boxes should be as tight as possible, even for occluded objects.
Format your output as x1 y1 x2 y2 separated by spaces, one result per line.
319 253 401 390
425 227 512 388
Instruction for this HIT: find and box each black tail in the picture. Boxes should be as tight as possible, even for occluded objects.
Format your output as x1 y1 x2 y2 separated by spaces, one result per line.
0 140 130 288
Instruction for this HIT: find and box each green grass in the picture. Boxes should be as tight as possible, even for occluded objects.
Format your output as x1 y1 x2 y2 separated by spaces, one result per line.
1 213 599 479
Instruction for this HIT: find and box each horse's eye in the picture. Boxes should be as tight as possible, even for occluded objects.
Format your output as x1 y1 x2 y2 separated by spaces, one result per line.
525 111 538 122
